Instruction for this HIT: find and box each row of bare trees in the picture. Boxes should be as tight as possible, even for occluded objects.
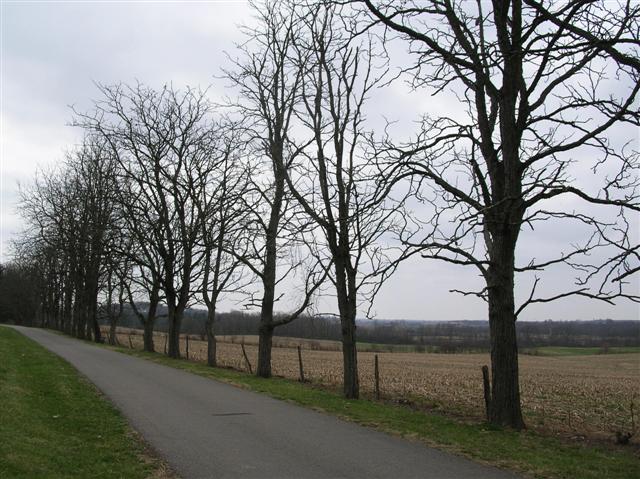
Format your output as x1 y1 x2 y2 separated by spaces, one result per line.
7 0 638 430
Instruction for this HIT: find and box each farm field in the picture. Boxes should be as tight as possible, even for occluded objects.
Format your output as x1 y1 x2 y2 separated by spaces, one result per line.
106 327 640 445
524 346 640 356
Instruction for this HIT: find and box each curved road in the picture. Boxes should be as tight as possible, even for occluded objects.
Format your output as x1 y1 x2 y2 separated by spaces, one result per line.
12 326 518 479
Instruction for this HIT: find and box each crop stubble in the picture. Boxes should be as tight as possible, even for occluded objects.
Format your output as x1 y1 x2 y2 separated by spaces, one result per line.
109 328 639 442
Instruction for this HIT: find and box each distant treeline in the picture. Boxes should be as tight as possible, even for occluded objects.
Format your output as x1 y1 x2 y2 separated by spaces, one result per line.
102 304 640 350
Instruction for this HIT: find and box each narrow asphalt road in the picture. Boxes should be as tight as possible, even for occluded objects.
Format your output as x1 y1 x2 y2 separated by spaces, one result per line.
11 326 518 479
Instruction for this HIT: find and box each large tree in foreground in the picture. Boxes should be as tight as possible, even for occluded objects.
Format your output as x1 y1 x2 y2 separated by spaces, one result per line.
360 0 639 428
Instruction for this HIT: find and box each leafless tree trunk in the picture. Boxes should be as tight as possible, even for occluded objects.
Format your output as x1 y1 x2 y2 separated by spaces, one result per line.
19 136 119 345
76 83 217 359
198 128 250 367
359 0 639 428
283 3 405 398
225 1 327 378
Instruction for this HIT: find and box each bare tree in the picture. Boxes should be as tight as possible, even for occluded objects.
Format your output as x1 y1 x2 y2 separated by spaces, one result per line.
100 258 126 346
72 139 120 343
225 0 328 378
77 83 216 358
113 175 166 352
19 137 119 342
285 2 404 398
358 0 639 428
19 162 78 334
196 125 251 366
0 244 49 328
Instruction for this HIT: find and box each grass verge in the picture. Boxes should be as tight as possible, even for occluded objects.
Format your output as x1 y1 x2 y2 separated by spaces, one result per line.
102 342 639 479
0 327 171 479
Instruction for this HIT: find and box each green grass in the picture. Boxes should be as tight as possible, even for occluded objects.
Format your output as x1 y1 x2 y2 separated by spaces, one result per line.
525 346 640 356
0 327 166 479
103 343 639 479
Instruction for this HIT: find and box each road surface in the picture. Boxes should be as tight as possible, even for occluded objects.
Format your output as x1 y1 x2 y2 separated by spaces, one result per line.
11 326 518 479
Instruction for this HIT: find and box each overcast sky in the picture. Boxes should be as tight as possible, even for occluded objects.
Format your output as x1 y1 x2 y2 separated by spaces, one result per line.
1 1 638 322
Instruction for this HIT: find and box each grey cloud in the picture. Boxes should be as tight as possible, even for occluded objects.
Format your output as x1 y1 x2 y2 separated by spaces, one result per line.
1 1 637 321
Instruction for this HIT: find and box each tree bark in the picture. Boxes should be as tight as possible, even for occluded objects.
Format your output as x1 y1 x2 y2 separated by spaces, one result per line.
143 316 156 352
142 292 158 352
74 288 85 340
336 259 359 399
206 307 217 367
167 304 183 359
108 317 118 345
486 234 526 430
86 249 103 344
257 322 274 377
90 296 102 343
256 165 283 378
340 318 359 399
63 274 74 335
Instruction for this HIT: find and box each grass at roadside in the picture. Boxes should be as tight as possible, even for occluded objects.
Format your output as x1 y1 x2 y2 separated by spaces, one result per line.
0 327 170 479
103 342 639 479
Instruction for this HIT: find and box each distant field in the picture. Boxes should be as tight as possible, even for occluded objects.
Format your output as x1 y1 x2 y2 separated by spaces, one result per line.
219 335 432 353
107 327 640 444
110 330 435 353
524 346 640 356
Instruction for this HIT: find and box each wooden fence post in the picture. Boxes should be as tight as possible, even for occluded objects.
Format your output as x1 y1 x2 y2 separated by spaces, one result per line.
241 343 252 374
374 354 380 400
186 335 190 360
297 345 305 382
163 334 167 354
481 365 491 421
128 333 133 349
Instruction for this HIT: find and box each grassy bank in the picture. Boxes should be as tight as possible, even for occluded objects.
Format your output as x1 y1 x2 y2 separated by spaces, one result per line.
0 327 170 478
104 342 639 479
